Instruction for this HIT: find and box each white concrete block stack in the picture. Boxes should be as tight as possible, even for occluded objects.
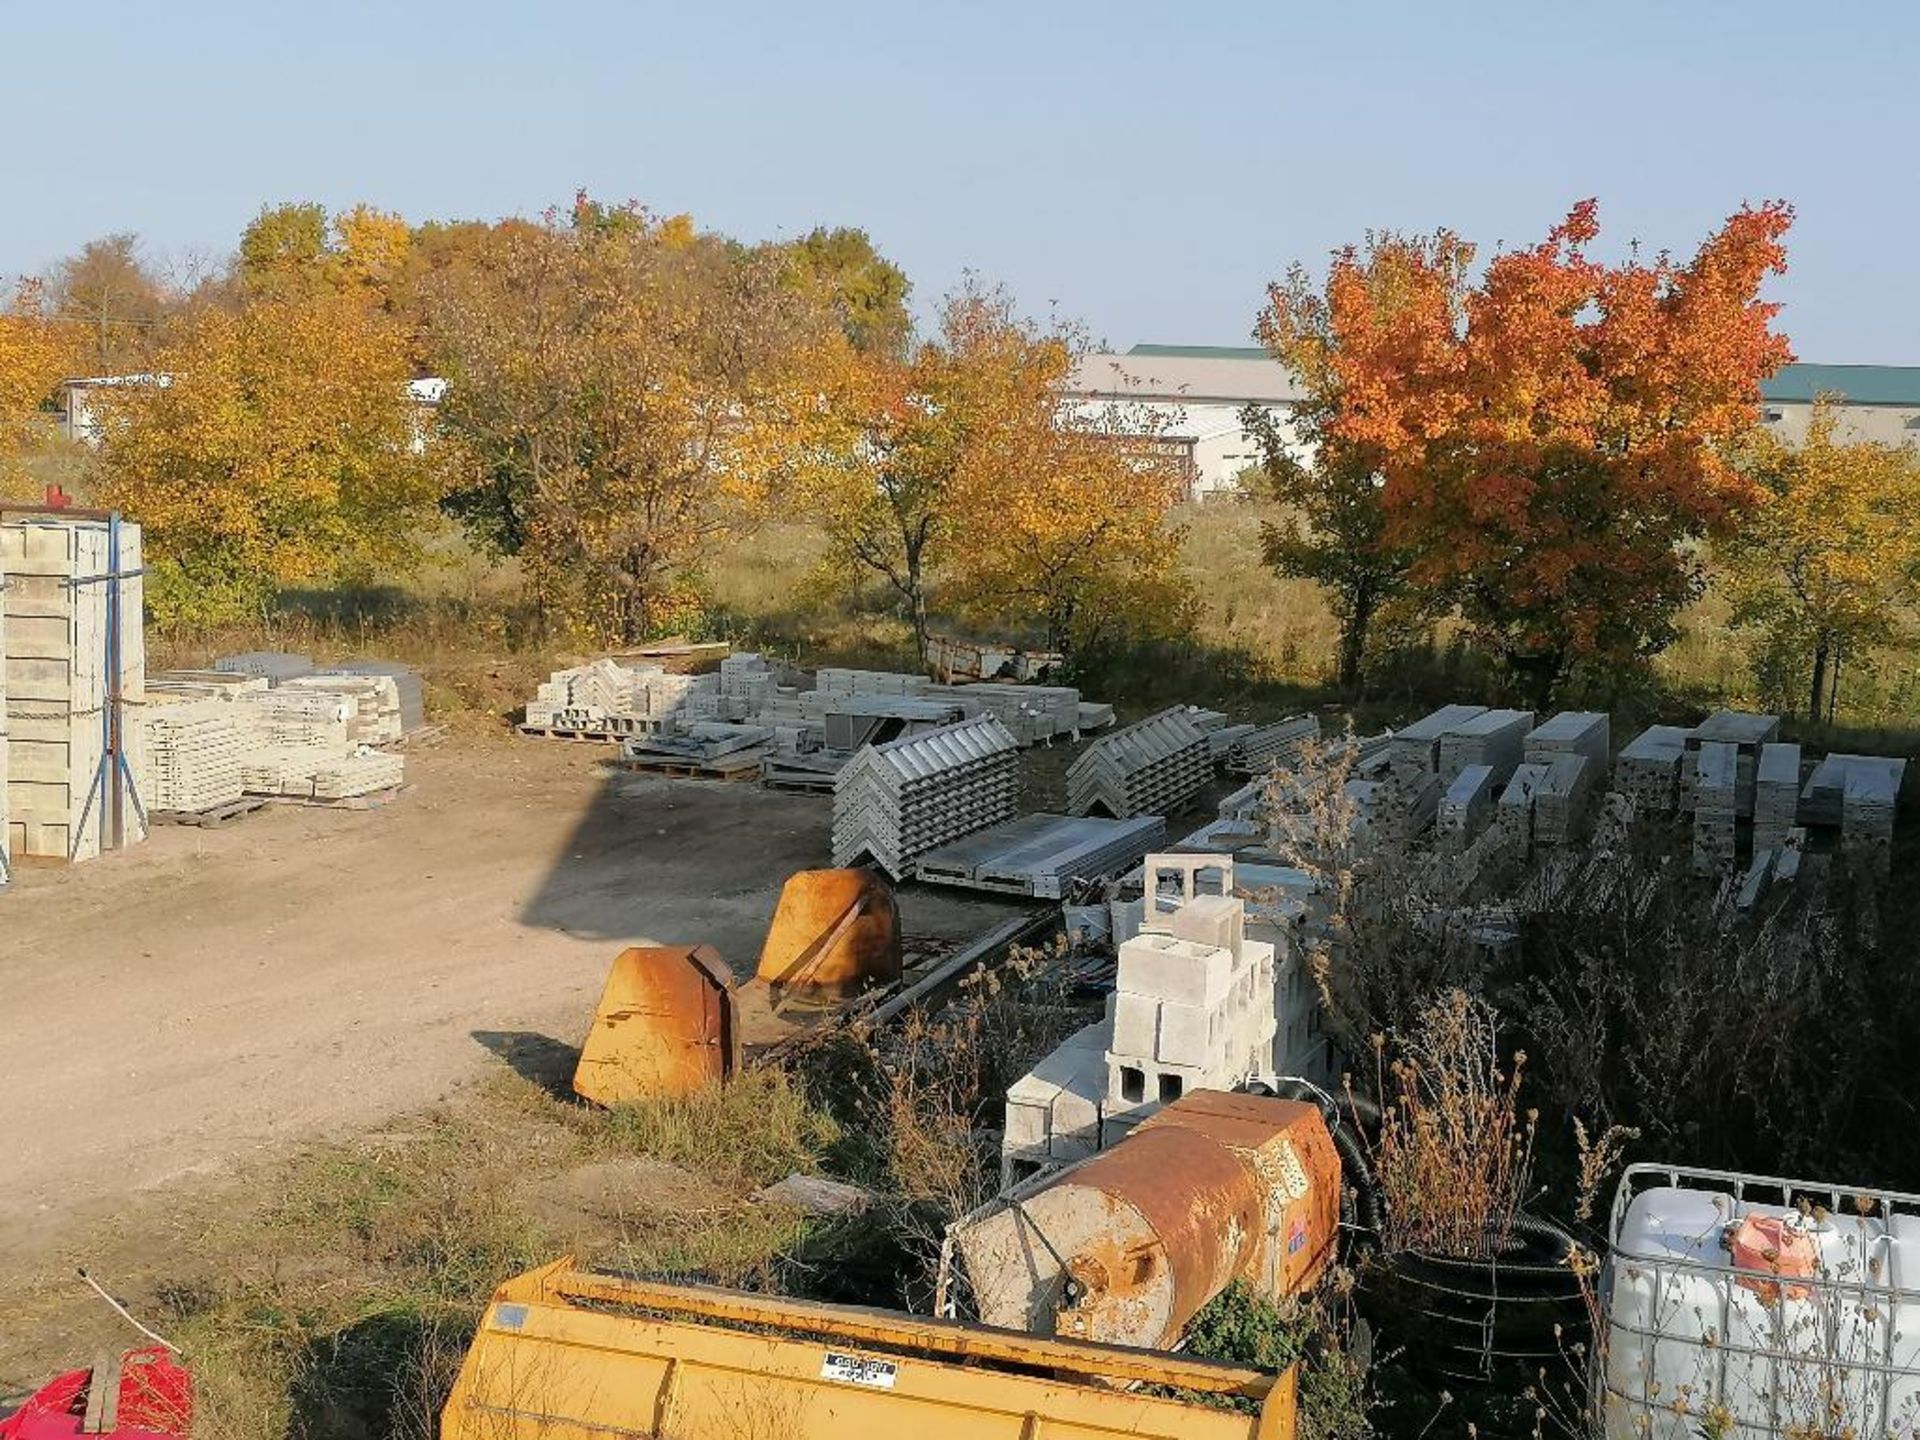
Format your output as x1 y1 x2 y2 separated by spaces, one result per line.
323 661 425 732
1532 753 1595 844
213 651 314 685
1370 766 1443 842
281 674 403 746
243 688 353 752
1439 764 1498 838
1692 741 1740 873
1066 707 1211 819
1391 704 1488 775
311 751 406 802
1615 725 1692 813
1436 709 1533 785
149 670 270 703
831 714 1019 878
1841 758 1905 876
1525 711 1611 773
954 683 1081 745
1497 761 1551 851
816 667 935 699
1753 742 1802 854
140 699 247 813
1224 715 1321 776
1680 711 1779 816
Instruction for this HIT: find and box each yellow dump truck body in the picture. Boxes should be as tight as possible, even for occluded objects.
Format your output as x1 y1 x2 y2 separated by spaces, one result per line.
444 1260 1298 1440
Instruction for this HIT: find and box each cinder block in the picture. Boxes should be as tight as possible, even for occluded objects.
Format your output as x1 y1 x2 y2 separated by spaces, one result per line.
1116 932 1234 1008
1155 1000 1215 1067
1104 1053 1224 1113
1004 1097 1050 1150
1110 992 1160 1058
1165 894 1245 955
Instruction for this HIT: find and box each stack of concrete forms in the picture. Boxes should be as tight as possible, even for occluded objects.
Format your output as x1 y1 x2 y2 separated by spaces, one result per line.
1497 761 1551 850
524 658 636 731
1533 753 1595 844
1439 764 1498 837
242 689 352 752
1224 715 1321 777
148 670 270 704
311 751 405 801
953 683 1082 745
322 661 425 732
281 674 404 746
819 696 967 752
140 698 247 813
1680 711 1779 816
816 667 934 699
1615 725 1692 813
620 723 775 779
914 812 1166 899
1802 754 1906 828
214 651 313 685
1841 758 1905 875
1002 1023 1109 1178
1390 704 1488 774
1 517 148 864
1692 741 1740 873
1206 722 1257 764
241 748 324 796
1066 708 1210 819
830 715 1019 878
1076 701 1117 731
1358 766 1443 843
1525 711 1611 773
1753 742 1803 853
1436 709 1533 785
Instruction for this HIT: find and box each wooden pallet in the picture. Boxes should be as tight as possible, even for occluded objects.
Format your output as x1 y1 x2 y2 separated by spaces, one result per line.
516 724 629 743
615 756 762 783
758 775 837 796
268 784 412 811
153 795 272 829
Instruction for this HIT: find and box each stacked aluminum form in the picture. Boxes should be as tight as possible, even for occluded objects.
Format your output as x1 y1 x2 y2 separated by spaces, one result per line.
1615 725 1692 813
322 661 425 732
282 674 404 746
1802 754 1906 828
1692 741 1740 873
1439 763 1498 837
953 683 1082 745
1436 709 1533 785
1066 707 1211 819
213 651 314 684
1 517 148 864
1680 710 1778 816
1753 742 1803 853
1390 704 1488 774
1223 715 1321 776
831 714 1019 878
1532 753 1596 844
140 698 247 813
1840 757 1905 874
915 812 1166 899
1524 711 1612 772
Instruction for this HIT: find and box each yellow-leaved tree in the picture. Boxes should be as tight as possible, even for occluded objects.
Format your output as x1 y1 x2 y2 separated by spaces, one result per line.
423 198 839 642
1725 397 1920 719
805 284 1193 662
0 281 80 493
92 287 437 629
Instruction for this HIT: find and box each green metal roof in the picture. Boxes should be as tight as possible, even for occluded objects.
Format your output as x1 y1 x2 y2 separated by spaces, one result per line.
1761 364 1920 407
1128 346 1920 409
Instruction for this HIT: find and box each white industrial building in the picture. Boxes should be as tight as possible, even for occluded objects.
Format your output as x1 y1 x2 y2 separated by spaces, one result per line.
1068 345 1920 502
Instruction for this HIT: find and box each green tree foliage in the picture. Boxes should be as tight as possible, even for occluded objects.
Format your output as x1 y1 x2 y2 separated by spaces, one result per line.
781 226 911 355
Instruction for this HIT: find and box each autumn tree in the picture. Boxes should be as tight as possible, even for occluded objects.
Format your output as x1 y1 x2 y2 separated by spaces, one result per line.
236 201 413 305
423 203 836 641
46 233 171 374
779 227 911 355
91 287 435 628
1264 200 1793 702
1724 398 1920 720
0 281 79 491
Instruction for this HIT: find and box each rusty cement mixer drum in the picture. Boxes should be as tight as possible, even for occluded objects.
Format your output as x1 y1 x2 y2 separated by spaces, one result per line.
951 1091 1340 1350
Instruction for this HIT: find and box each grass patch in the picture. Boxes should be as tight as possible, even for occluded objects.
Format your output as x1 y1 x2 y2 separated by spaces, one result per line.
595 1067 839 1189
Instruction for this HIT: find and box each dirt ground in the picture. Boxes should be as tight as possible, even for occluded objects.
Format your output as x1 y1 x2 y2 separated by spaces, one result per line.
0 733 1020 1276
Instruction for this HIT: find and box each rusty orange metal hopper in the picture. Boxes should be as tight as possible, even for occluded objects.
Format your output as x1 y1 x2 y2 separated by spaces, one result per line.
572 945 739 1105
756 868 901 1005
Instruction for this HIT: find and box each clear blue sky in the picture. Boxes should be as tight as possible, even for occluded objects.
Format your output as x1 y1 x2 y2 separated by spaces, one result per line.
5 0 1914 361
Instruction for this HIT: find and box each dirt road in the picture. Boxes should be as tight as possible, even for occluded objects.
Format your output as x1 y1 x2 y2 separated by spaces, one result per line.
0 735 1014 1268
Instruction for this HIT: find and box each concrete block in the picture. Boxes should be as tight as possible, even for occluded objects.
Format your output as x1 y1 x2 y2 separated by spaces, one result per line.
1110 992 1159 1058
1155 1000 1216 1067
1104 1053 1225 1113
1165 893 1246 956
1116 932 1234 1008
1004 1096 1050 1150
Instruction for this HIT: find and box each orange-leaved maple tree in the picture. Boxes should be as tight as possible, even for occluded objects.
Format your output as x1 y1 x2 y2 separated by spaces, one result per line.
1263 199 1793 700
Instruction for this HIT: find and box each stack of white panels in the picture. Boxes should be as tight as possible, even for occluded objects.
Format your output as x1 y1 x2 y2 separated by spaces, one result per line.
322 661 425 731
1437 709 1533 785
1616 725 1692 813
1439 764 1498 837
282 674 403 746
1391 704 1487 774
1224 715 1321 776
1680 711 1778 815
214 651 314 685
242 746 325 796
1533 754 1594 844
1692 741 1739 873
142 699 246 813
950 683 1081 744
816 667 935 698
831 715 1019 878
312 750 406 801
242 689 353 752
1497 761 1552 849
1525 711 1611 773
1066 707 1211 819
1841 757 1905 875
1753 742 1802 853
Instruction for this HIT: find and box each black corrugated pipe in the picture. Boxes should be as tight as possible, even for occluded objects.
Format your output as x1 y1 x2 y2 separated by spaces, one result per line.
1249 1077 1385 1237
